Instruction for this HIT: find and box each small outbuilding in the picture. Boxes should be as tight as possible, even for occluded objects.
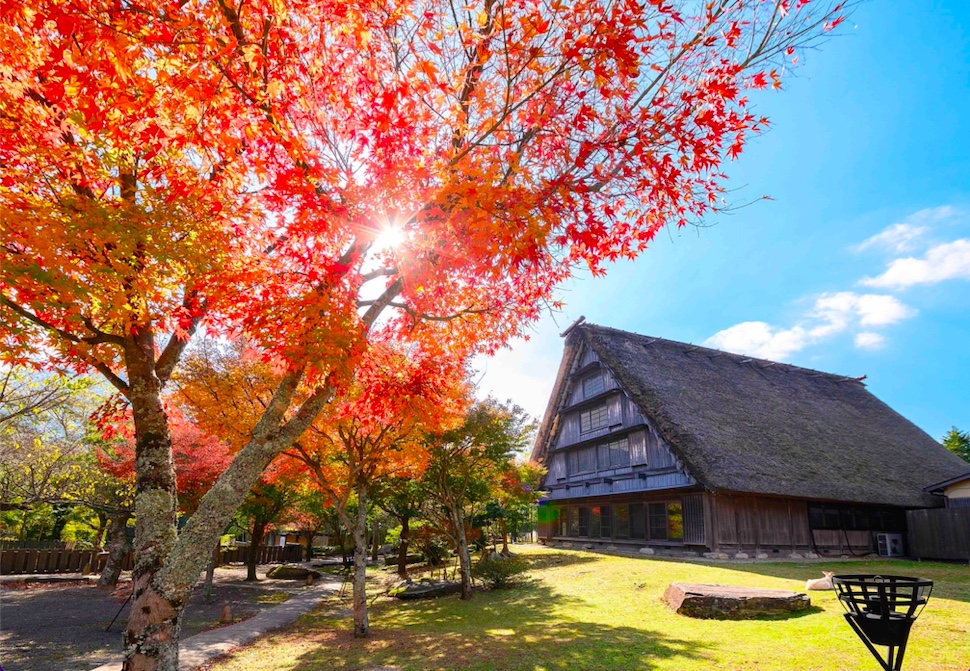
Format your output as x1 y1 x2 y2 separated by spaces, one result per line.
532 322 968 557
925 472 970 508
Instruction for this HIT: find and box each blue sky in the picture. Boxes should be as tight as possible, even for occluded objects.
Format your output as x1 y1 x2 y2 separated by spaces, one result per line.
477 1 970 442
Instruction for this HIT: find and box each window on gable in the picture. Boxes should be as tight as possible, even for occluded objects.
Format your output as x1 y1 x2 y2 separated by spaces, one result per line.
567 446 596 474
595 437 630 469
580 404 609 434
582 375 605 399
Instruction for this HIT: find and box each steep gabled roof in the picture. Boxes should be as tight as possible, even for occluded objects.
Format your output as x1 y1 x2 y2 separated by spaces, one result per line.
535 323 967 508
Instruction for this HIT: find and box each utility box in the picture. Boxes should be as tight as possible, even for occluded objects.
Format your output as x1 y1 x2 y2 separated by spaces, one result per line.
877 533 904 557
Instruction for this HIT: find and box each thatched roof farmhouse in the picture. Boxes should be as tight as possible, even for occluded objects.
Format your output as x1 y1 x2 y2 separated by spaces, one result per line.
532 322 967 557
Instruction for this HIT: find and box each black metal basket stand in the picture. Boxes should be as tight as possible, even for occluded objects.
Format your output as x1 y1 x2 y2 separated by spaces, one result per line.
832 574 933 671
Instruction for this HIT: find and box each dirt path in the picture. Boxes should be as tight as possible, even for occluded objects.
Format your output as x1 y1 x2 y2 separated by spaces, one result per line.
0 564 340 671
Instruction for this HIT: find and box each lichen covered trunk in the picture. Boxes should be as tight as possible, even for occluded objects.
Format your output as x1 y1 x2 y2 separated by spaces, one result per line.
202 541 219 603
352 484 370 638
452 507 472 600
122 332 182 671
98 511 132 588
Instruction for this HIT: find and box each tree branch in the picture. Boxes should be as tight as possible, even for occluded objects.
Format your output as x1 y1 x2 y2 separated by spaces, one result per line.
359 277 404 329
155 289 206 386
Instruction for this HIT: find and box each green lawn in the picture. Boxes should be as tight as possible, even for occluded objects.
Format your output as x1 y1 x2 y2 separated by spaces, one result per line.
211 545 970 671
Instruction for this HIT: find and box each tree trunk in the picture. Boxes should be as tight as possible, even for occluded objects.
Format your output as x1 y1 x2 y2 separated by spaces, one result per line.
247 523 266 582
202 540 220 603
452 507 472 600
122 333 183 671
351 484 370 637
500 517 509 555
115 359 328 671
92 510 108 552
397 516 410 578
98 511 132 588
339 528 350 569
371 521 380 561
304 530 315 561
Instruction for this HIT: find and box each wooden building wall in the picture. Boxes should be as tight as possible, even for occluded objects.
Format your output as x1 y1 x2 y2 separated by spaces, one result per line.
709 494 812 553
542 344 695 502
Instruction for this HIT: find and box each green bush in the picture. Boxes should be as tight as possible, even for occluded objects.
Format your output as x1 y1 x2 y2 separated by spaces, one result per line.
472 554 528 589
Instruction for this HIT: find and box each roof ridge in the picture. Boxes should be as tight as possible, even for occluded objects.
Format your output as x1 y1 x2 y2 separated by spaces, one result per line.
577 322 864 384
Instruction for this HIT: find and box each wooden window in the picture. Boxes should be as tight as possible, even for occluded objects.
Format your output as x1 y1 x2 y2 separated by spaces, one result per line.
648 502 668 540
667 502 684 541
601 506 612 538
577 507 590 537
630 503 646 539
590 507 601 537
567 446 596 474
580 404 609 434
582 375 605 399
647 502 685 541
558 509 567 536
568 508 579 536
608 438 630 467
614 505 630 539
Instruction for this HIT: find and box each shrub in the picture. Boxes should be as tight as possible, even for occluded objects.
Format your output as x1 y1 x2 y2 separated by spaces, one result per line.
472 554 528 589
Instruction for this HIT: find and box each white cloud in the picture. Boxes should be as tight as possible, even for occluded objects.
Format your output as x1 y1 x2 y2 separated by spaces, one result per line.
814 292 916 327
860 239 970 289
704 322 811 360
854 223 929 254
853 206 958 253
854 332 886 350
704 292 916 360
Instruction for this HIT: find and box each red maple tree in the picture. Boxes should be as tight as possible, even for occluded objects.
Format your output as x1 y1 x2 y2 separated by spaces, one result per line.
0 1 848 667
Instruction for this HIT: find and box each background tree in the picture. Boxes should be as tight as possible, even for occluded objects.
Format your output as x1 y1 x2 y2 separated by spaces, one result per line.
492 459 546 552
282 345 466 637
287 486 331 562
1 1 850 667
235 479 298 582
376 476 426 578
421 399 533 599
943 427 970 463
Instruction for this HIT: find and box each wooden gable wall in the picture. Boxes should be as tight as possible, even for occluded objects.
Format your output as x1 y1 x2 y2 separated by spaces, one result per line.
541 344 695 501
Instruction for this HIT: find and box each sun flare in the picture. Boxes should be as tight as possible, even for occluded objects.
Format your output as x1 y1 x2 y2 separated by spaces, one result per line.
372 223 406 252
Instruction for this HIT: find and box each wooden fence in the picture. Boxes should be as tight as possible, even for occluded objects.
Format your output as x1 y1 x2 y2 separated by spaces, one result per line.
0 543 304 575
0 540 70 550
218 544 304 565
907 508 970 561
0 548 133 575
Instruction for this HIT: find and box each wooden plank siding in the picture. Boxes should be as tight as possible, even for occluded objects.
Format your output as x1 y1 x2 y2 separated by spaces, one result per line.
907 508 970 561
710 494 818 553
682 493 706 545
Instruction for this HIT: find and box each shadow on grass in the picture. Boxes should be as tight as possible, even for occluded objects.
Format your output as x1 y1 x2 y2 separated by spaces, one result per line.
519 550 601 572
279 579 711 671
708 559 970 604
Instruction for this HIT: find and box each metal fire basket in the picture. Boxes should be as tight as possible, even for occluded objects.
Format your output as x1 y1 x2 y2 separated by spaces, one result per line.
832 574 933 671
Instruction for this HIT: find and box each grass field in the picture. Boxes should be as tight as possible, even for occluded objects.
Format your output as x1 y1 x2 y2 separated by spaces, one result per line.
211 545 970 671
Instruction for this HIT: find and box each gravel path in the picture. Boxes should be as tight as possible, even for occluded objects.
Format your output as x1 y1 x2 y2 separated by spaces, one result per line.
0 564 341 671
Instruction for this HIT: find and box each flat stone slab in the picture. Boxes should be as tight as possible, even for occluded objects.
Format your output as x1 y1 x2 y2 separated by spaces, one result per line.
388 579 462 600
663 583 811 619
266 565 322 580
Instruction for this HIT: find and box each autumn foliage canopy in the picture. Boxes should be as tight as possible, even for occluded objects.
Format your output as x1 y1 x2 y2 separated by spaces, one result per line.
0 0 847 665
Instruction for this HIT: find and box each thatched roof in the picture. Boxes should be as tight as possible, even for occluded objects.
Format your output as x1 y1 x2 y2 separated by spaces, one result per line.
543 323 967 508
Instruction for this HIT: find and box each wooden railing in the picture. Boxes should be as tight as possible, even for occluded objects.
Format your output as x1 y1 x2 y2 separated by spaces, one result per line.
0 543 304 576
